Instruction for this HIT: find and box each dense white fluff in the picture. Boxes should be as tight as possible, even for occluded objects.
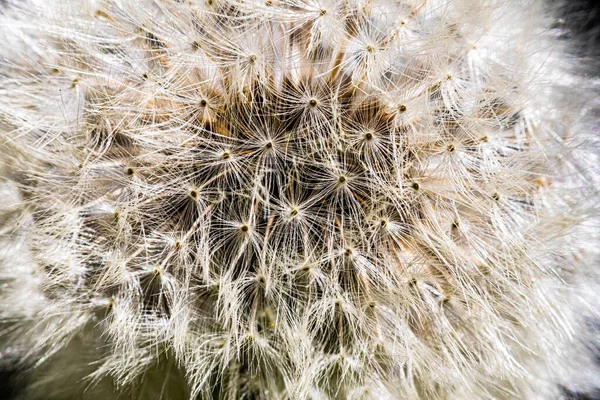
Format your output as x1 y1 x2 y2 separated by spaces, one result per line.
0 0 599 399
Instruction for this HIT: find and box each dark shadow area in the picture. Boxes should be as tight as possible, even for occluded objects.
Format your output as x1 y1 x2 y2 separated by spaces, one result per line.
0 366 22 399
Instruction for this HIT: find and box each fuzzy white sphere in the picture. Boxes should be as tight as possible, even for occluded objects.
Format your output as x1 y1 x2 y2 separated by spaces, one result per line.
0 0 599 399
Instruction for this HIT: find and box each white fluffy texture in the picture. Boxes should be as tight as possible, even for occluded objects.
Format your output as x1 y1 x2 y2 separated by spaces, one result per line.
0 0 599 399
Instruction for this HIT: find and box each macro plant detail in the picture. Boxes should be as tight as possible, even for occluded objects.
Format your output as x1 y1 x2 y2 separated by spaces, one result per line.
0 0 598 399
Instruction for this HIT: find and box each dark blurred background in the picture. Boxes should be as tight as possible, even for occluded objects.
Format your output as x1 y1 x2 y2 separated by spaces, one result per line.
555 0 600 60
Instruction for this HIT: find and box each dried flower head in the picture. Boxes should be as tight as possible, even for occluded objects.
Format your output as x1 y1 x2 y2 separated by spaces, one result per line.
0 0 599 399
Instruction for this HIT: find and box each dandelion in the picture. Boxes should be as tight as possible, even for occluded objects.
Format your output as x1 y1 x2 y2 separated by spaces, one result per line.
0 0 599 399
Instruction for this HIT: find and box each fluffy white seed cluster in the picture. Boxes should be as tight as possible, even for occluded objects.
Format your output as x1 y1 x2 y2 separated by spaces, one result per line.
0 0 599 399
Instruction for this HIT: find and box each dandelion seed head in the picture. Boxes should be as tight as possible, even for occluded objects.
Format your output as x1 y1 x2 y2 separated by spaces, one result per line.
0 0 599 398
